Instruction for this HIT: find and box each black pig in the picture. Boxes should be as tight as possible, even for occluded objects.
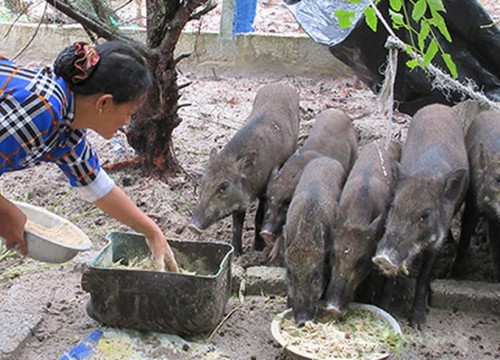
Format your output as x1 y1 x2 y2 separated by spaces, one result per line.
261 109 357 245
326 140 400 316
284 157 346 326
188 83 300 255
452 110 500 281
372 104 469 329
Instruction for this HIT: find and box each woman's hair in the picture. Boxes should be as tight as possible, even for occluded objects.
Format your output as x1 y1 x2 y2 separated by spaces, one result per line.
53 41 153 104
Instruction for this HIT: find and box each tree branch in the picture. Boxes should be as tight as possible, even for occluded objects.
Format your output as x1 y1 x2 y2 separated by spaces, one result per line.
189 0 217 21
44 0 130 42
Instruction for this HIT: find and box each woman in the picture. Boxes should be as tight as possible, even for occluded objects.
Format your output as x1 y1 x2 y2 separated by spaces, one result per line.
0 40 179 272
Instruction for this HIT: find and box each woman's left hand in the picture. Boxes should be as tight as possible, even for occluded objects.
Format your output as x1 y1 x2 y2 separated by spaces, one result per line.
93 185 180 273
146 230 180 273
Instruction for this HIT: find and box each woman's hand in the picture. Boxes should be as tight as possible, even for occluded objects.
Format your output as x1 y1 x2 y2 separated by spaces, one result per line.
0 196 28 255
145 230 179 273
94 185 180 272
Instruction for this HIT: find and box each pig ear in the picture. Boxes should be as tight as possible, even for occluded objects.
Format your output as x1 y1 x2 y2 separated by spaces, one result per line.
237 150 258 171
443 168 468 201
335 209 346 226
369 214 383 233
479 143 490 170
271 165 280 179
209 148 218 162
392 161 406 181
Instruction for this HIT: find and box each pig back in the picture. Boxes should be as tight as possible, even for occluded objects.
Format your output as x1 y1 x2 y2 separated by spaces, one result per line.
466 110 500 174
220 83 300 194
302 109 358 172
289 157 346 226
401 104 468 177
338 140 401 222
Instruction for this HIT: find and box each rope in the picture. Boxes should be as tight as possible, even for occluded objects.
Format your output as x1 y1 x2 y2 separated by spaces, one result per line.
378 37 398 148
368 1 500 132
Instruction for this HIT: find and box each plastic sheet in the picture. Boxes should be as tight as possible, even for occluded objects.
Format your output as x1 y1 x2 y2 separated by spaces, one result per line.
286 0 500 115
285 0 369 47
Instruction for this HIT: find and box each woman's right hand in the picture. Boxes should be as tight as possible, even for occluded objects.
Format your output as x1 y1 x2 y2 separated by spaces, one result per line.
0 196 28 255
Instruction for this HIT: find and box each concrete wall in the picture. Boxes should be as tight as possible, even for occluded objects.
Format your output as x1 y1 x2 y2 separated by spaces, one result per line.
0 22 352 78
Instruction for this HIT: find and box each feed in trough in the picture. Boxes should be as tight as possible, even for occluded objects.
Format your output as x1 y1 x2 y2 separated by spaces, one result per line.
110 256 196 275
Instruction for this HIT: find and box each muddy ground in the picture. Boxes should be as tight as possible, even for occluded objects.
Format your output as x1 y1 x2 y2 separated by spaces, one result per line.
1 0 500 359
1 65 499 360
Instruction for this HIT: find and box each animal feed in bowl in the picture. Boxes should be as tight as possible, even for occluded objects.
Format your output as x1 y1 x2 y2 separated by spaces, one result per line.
280 308 404 359
25 219 84 245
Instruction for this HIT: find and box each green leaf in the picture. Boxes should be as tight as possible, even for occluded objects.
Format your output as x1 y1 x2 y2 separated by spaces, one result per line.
363 7 378 31
406 58 420 69
405 44 414 55
389 0 403 11
334 10 356 28
347 0 364 3
389 9 405 29
412 0 427 21
418 21 430 51
423 38 439 66
436 15 452 42
442 53 458 78
427 0 445 12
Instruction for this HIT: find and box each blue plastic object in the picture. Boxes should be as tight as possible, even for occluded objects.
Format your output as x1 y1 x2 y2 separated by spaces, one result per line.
59 329 103 360
234 0 257 34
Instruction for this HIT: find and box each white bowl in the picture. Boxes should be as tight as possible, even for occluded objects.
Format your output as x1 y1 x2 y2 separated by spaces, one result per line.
8 201 92 263
271 303 403 360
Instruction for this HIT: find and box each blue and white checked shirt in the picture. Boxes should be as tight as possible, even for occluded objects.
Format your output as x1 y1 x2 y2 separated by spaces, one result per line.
0 56 114 202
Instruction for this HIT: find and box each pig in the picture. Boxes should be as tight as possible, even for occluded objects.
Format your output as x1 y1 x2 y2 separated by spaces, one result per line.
452 110 500 281
188 83 300 255
325 140 401 317
260 109 358 246
372 104 469 330
284 157 346 326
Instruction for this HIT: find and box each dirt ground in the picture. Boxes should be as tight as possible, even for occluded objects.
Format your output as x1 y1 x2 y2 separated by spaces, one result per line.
1 0 500 359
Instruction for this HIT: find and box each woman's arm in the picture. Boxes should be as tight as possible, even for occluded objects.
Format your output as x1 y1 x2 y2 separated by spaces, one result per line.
93 185 179 272
0 195 28 255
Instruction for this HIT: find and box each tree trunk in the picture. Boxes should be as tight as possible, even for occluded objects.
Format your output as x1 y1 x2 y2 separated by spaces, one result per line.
126 50 182 176
42 0 215 178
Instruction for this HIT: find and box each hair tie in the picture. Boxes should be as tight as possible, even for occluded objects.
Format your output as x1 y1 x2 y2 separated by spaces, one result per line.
72 42 100 83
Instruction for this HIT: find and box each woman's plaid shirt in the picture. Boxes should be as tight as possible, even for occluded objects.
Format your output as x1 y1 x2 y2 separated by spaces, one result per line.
0 57 114 202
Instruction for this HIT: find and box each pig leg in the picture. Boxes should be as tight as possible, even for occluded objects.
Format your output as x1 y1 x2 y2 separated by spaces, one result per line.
411 248 438 330
487 219 500 282
232 210 246 255
253 197 267 251
378 277 396 311
451 195 477 278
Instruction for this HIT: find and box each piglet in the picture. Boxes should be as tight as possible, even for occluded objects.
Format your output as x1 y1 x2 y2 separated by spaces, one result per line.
372 104 469 329
188 83 300 255
284 157 346 326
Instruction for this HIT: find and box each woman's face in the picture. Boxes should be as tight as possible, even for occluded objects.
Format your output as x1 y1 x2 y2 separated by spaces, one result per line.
95 94 146 140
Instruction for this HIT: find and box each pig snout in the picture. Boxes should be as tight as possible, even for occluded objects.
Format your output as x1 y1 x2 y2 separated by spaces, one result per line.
294 309 314 327
259 229 274 243
261 209 285 242
372 250 401 277
325 278 350 317
325 303 347 318
187 220 205 235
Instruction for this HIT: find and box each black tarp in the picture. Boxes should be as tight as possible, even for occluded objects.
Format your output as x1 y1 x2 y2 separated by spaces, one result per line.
286 0 500 115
